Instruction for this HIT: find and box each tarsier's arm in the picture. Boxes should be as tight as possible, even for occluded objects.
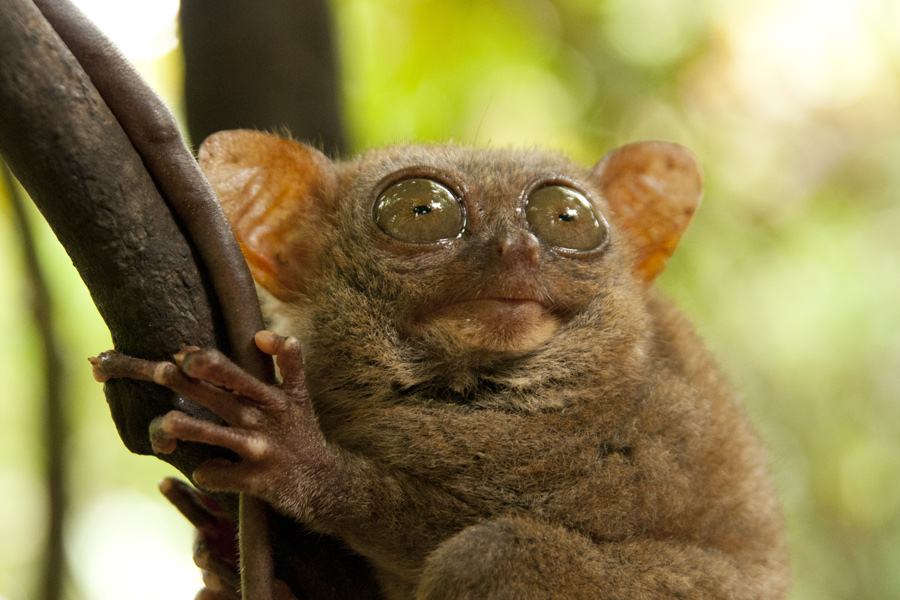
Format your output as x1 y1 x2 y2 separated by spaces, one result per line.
93 332 487 572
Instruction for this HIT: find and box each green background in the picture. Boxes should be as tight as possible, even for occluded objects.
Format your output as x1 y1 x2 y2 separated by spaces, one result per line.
2 0 899 597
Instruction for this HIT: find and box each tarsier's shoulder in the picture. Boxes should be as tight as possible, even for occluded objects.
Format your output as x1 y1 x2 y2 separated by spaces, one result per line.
641 289 726 380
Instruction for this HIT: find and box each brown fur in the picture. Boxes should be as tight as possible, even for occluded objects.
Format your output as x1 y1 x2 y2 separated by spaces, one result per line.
193 133 790 598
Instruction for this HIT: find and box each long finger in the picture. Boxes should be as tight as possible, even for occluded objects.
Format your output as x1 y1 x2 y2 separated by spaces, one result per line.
196 551 241 594
193 458 262 496
152 362 258 425
89 350 159 383
157 411 268 459
255 331 307 397
179 348 280 406
89 351 246 423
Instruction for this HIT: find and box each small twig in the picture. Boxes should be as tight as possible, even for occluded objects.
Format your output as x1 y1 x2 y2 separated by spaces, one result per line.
2 162 68 600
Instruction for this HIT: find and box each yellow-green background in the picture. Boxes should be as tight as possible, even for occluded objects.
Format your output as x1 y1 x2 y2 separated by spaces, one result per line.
2 0 899 598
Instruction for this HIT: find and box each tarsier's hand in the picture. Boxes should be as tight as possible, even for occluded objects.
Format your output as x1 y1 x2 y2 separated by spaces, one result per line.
160 477 298 600
90 331 341 518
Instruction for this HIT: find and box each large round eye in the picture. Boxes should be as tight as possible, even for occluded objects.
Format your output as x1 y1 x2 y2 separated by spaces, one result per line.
374 178 465 243
525 185 608 251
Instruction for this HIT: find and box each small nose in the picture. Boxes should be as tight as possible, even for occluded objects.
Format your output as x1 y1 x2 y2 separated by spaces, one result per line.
494 229 540 267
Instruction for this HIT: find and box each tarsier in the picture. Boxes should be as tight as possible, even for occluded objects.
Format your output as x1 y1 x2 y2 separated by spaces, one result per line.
93 130 790 599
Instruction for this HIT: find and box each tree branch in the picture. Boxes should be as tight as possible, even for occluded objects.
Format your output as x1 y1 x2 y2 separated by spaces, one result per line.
0 1 378 596
0 1 274 597
0 0 220 458
32 0 275 385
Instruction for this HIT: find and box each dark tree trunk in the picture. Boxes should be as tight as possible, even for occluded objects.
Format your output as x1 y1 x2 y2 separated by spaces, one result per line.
180 0 347 156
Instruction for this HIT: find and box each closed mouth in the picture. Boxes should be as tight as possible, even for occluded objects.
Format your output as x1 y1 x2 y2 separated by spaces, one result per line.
440 297 549 316
450 297 543 307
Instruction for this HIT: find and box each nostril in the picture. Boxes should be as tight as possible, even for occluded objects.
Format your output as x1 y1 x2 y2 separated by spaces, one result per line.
495 232 513 256
494 230 539 264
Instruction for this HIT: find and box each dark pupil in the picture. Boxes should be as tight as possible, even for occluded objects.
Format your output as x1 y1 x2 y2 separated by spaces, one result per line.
558 209 577 222
413 204 432 216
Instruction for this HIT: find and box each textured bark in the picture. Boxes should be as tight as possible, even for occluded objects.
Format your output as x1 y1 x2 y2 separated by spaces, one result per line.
0 0 376 597
0 0 225 462
27 4 282 593
0 0 278 595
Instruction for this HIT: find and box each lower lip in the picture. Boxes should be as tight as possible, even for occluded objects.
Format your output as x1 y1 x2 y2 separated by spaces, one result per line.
453 298 541 309
438 298 546 320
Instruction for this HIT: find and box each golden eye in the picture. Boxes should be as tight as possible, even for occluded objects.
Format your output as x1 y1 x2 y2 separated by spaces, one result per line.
374 178 465 243
525 185 608 251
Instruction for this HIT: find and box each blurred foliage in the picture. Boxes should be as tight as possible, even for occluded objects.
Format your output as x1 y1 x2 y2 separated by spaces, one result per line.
2 0 899 598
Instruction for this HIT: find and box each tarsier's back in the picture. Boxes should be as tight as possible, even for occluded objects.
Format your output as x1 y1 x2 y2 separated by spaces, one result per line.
139 131 790 599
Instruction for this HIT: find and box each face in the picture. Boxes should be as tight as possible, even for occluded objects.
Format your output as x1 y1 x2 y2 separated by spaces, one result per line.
202 131 700 375
335 146 619 355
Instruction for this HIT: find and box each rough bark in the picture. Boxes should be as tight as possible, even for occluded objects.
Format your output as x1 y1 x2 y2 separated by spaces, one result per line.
0 0 376 597
0 0 269 589
0 0 225 462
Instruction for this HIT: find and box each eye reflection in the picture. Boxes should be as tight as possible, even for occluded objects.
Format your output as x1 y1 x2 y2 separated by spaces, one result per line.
373 178 465 243
525 185 608 251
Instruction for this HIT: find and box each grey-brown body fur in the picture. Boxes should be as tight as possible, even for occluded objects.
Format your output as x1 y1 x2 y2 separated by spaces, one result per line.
240 144 791 598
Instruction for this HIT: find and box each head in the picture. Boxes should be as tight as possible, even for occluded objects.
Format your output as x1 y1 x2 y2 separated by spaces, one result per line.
199 132 702 393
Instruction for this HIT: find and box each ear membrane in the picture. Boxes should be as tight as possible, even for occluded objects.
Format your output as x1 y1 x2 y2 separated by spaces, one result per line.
199 130 337 302
592 141 703 283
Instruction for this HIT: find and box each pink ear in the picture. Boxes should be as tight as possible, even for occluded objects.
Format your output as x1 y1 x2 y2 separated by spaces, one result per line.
199 130 337 302
591 141 703 282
